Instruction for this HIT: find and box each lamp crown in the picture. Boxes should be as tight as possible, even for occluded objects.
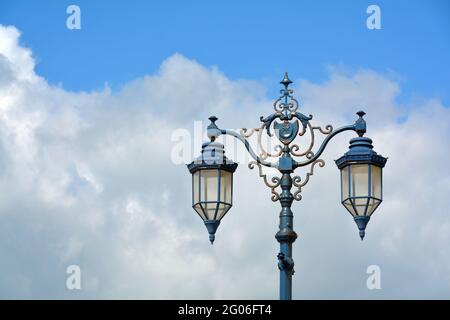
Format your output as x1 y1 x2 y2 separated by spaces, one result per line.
207 116 220 141
280 72 293 88
335 136 387 169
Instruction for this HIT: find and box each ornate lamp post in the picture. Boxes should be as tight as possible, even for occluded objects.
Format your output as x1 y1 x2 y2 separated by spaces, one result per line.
187 73 387 300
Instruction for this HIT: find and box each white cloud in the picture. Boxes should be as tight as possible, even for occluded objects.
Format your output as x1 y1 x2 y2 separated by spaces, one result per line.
0 24 449 299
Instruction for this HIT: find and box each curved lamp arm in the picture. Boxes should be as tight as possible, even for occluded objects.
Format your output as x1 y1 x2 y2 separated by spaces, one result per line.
294 124 356 168
206 116 276 168
220 129 277 168
294 110 367 168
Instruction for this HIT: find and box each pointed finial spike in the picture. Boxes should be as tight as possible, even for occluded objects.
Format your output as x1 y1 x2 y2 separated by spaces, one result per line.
280 72 293 88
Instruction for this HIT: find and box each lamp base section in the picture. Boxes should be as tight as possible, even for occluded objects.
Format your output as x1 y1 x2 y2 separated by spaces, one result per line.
354 216 370 240
204 220 220 244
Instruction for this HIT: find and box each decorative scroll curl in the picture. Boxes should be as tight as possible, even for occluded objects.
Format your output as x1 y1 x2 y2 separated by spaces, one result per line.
291 122 314 158
240 127 259 138
273 90 299 113
292 159 325 201
312 124 333 135
240 124 283 160
249 161 281 201
290 123 334 159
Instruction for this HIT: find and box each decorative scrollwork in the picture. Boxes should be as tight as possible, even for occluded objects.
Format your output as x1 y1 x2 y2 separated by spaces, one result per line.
260 76 312 139
240 127 260 138
292 159 325 201
240 124 283 160
249 161 281 201
312 124 333 135
258 124 283 159
273 90 299 114
273 96 284 113
290 124 333 159
298 122 308 137
291 122 314 158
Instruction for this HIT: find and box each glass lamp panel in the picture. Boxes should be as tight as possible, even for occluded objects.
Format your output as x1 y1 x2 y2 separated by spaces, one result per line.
350 164 369 198
341 166 349 201
193 171 199 205
204 202 218 220
343 199 357 216
367 198 381 216
193 203 207 221
200 169 219 203
220 170 233 205
352 197 369 216
216 203 231 221
371 165 382 200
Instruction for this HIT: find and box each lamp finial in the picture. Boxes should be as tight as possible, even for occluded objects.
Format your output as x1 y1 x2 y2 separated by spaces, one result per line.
280 72 293 89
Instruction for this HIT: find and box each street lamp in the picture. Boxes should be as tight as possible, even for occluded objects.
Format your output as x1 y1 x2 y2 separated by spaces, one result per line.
187 73 387 300
187 118 238 244
335 126 387 240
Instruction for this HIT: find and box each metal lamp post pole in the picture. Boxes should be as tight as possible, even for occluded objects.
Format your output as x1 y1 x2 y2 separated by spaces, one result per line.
276 170 296 300
276 77 297 300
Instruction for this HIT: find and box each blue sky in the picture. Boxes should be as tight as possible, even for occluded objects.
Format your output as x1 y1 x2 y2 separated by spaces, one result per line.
1 0 449 104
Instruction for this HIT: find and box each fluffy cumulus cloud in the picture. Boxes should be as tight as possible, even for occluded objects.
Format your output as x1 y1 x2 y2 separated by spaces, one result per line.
0 24 449 299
